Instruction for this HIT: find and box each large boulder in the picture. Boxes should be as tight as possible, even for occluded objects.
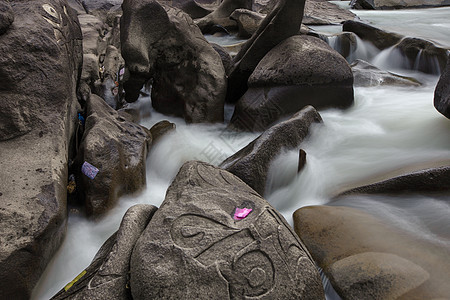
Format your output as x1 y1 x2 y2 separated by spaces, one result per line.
434 55 450 118
352 59 421 87
0 1 83 298
230 35 353 131
121 0 227 123
303 0 357 25
294 205 450 299
352 0 450 9
51 204 157 300
0 1 14 34
195 0 252 32
76 94 152 216
226 0 306 102
221 106 322 195
131 161 325 299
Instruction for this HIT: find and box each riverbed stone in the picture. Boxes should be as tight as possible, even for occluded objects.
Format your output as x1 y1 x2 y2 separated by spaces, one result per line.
51 204 158 300
352 59 421 87
303 0 357 25
149 120 176 143
294 205 450 299
352 0 450 10
338 166 450 196
230 35 353 131
0 1 83 298
76 94 152 216
342 20 402 50
226 0 306 102
130 161 324 299
121 0 227 123
221 106 322 195
330 252 429 300
434 55 450 119
230 9 265 38
195 0 252 32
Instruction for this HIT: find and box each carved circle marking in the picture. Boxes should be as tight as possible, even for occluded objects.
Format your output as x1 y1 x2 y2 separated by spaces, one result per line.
248 267 266 288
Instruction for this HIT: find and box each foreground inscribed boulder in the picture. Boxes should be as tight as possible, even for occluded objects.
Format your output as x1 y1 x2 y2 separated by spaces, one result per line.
0 1 82 298
131 161 324 299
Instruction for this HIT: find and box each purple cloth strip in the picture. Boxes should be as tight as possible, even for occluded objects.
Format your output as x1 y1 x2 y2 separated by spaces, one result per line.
233 207 252 220
81 161 99 179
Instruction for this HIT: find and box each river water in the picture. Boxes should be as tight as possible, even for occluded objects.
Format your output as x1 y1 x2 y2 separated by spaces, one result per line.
32 4 450 299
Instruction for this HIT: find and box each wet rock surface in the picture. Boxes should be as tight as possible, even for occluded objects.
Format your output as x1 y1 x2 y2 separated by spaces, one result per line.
131 161 325 299
121 0 227 123
0 1 83 298
76 94 152 216
294 205 450 299
231 35 353 131
222 106 322 195
434 55 450 118
226 0 306 102
195 0 252 32
230 8 265 38
51 204 157 300
342 20 403 50
303 0 357 25
352 0 450 10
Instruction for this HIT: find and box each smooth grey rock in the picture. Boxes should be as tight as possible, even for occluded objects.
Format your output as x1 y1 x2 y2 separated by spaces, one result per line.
294 205 450 299
226 0 306 102
195 0 252 32
230 35 353 131
230 9 265 38
80 0 122 13
149 120 176 143
158 0 213 19
76 94 151 216
338 166 450 196
342 20 402 50
434 55 450 119
51 204 158 300
0 1 83 298
221 106 322 195
352 59 421 87
352 0 450 9
328 32 358 60
130 161 325 299
211 43 233 73
121 0 227 123
330 252 429 300
303 0 357 25
0 1 14 34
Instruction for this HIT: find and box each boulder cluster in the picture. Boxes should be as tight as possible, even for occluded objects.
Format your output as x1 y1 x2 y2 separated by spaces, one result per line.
0 0 448 299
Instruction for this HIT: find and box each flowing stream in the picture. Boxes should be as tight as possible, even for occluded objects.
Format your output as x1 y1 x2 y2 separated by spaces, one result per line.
32 5 450 299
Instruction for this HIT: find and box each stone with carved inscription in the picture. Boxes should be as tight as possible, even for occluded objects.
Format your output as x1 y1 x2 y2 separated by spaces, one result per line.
130 161 324 299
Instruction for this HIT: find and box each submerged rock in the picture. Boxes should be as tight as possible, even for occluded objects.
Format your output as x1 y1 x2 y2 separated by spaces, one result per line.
51 204 157 300
231 35 353 131
131 161 325 299
352 0 450 10
294 205 450 299
222 106 322 195
121 0 227 123
434 55 450 119
0 1 83 298
352 59 421 87
77 94 151 216
226 0 306 102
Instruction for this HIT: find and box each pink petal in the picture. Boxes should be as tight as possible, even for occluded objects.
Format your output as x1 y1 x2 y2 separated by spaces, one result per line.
233 207 252 220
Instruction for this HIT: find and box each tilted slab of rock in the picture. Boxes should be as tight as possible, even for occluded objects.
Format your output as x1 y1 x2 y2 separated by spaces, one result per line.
303 0 357 25
294 205 450 299
230 35 353 131
230 9 265 39
51 204 158 300
352 0 450 10
0 1 83 298
76 94 152 216
338 166 450 196
121 0 227 123
352 59 421 87
130 161 325 299
159 0 213 19
221 106 322 195
434 55 450 119
226 0 306 102
342 20 403 50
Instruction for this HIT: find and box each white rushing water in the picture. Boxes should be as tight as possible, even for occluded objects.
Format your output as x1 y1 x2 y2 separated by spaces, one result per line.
32 6 450 300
